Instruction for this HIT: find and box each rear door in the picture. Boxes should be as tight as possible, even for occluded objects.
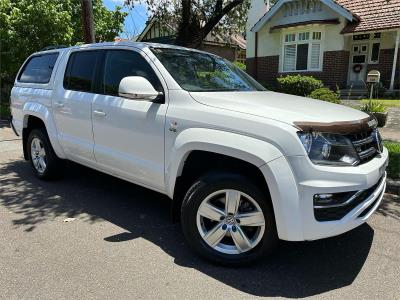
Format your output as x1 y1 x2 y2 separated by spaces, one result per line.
52 50 101 164
91 48 167 190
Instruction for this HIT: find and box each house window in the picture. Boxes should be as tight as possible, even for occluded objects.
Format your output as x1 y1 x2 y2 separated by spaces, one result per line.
353 34 370 41
298 32 310 41
282 31 323 72
285 33 296 42
313 32 322 40
370 43 380 63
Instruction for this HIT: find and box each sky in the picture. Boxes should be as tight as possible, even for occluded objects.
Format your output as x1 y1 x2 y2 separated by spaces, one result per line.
102 0 149 39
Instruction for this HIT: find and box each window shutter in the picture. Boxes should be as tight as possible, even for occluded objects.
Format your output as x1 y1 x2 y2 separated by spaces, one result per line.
283 45 296 71
311 43 321 69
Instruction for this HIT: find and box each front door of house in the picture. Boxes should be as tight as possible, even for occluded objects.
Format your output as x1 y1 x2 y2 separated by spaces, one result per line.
348 43 369 87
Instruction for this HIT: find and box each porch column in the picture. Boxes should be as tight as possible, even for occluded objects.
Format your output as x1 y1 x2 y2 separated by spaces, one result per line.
389 30 400 91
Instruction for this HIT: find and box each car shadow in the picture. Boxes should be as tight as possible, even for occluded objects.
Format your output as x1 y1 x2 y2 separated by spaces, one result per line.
0 159 376 298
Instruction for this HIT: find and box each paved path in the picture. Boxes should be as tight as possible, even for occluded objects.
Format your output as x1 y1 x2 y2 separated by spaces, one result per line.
341 101 400 142
1 124 400 299
380 107 400 142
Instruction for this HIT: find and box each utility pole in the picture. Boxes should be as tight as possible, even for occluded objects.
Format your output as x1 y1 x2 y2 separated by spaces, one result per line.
81 0 95 43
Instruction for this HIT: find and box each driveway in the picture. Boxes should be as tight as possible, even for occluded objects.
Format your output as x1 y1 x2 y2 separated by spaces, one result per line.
0 122 399 299
341 101 400 142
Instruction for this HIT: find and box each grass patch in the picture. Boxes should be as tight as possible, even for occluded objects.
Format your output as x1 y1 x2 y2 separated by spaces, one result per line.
0 101 11 119
384 141 400 179
361 99 400 107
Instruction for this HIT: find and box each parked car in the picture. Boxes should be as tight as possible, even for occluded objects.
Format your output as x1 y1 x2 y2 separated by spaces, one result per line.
10 42 388 265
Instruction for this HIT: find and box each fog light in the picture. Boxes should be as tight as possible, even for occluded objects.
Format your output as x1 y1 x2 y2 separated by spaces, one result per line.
313 191 356 208
314 194 334 205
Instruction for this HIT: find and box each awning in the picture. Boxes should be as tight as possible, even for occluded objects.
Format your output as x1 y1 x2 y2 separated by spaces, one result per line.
270 19 340 32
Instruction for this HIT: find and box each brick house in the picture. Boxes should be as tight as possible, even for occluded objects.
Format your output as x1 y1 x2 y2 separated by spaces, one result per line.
136 17 247 63
246 0 400 91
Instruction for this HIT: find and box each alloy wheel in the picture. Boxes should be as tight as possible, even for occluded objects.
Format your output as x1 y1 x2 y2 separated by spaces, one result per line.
31 137 47 174
196 189 266 255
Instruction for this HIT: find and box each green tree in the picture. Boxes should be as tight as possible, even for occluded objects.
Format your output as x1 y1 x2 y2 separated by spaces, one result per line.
126 0 250 48
0 0 127 84
70 0 127 45
1 0 73 81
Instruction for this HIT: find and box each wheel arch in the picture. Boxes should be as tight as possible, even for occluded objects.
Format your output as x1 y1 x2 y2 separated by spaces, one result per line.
22 102 66 160
167 128 284 221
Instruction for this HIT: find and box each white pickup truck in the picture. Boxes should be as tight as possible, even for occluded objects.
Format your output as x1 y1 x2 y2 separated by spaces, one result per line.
11 42 388 265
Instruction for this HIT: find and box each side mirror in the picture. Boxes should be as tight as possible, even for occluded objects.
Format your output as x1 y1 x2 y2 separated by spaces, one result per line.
118 76 162 101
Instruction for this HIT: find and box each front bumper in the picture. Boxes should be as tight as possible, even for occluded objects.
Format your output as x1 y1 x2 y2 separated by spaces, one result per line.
260 147 389 241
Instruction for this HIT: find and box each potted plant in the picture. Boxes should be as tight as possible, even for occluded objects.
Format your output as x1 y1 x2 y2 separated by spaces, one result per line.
360 101 388 127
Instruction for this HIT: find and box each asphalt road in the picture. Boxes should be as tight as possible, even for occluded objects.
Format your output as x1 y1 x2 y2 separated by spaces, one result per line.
1 123 399 299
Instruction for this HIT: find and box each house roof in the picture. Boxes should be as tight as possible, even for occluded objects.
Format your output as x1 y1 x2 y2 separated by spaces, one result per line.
336 0 400 33
137 16 246 49
251 0 400 34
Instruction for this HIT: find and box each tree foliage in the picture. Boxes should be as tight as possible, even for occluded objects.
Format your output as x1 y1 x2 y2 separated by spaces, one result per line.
126 0 250 48
0 0 127 83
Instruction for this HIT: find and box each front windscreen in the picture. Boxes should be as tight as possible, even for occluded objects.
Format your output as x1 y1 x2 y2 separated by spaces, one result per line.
151 47 265 92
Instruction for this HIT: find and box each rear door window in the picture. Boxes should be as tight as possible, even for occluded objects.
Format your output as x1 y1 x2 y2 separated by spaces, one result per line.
63 50 100 92
18 53 59 84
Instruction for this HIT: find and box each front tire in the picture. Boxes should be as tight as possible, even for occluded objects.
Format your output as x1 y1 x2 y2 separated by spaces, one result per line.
181 172 278 266
27 128 62 180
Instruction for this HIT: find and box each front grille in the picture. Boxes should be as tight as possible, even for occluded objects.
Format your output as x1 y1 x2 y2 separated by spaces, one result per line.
347 130 380 164
314 176 384 222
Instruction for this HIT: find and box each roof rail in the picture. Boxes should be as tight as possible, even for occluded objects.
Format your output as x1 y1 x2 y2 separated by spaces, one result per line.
40 45 68 51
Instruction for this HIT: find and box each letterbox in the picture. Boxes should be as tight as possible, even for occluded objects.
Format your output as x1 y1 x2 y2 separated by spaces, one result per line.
367 70 381 83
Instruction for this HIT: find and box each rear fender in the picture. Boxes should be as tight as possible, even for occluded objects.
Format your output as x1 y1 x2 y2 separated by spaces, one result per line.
22 102 66 159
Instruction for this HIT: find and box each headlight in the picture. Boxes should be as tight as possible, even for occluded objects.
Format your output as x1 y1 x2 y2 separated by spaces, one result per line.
298 132 359 166
373 129 384 153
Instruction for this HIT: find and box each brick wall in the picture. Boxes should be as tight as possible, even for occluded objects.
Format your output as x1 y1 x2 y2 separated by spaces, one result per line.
201 44 236 62
247 50 350 89
366 48 400 89
246 56 280 89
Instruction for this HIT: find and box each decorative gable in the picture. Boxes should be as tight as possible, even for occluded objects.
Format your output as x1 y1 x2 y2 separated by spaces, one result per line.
251 0 353 32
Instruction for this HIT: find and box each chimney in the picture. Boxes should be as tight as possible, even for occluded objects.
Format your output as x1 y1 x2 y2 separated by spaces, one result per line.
247 0 269 31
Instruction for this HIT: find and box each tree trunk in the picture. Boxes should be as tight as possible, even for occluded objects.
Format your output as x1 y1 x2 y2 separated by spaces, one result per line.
174 0 244 49
81 0 95 43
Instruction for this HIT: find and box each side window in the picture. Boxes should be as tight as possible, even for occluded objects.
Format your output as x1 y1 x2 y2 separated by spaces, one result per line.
64 51 100 92
102 50 162 96
18 53 59 84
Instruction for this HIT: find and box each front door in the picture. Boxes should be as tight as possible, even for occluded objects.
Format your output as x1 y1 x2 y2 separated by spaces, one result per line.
348 43 369 87
91 49 167 191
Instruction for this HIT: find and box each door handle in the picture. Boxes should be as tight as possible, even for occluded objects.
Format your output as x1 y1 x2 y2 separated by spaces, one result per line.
93 110 106 117
54 102 64 108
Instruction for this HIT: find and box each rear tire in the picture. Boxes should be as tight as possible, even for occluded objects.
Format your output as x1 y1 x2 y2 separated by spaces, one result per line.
181 172 278 266
27 128 62 180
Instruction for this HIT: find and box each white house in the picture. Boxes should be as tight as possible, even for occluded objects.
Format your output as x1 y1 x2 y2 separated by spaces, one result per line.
246 0 400 91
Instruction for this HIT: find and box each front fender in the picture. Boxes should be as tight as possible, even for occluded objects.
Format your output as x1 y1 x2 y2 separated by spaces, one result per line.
166 127 283 198
22 102 66 159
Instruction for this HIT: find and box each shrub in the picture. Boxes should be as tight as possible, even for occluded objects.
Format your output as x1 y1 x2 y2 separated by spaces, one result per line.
360 101 387 113
233 61 246 71
0 101 11 119
384 141 400 179
308 88 341 104
277 75 323 96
